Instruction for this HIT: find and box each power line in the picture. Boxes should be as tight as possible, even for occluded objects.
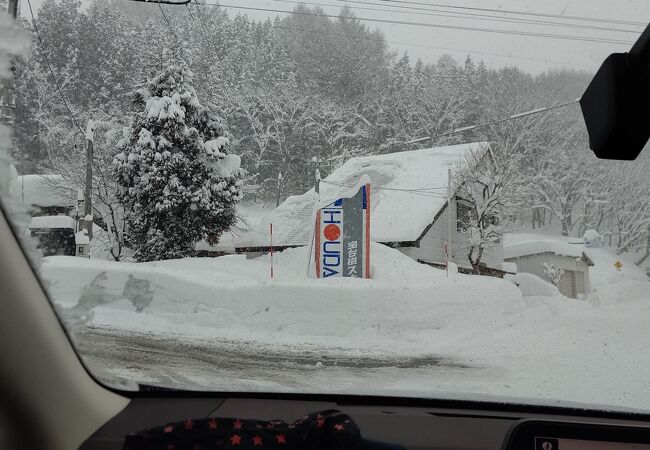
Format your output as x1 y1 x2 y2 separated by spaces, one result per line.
333 0 643 32
207 3 634 45
402 98 581 146
26 0 85 136
273 24 593 69
185 3 196 21
185 4 593 68
189 0 212 36
323 100 582 183
366 0 646 27
158 0 181 58
267 0 641 35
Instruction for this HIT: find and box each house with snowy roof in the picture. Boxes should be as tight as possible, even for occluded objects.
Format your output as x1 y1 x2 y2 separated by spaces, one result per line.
234 142 504 271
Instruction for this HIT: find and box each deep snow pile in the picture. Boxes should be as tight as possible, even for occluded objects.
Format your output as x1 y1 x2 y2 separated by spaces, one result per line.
586 246 649 305
44 243 525 354
41 241 650 410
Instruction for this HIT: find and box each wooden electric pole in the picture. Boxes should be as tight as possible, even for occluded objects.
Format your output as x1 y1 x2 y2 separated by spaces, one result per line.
0 0 19 192
7 0 18 18
0 0 19 135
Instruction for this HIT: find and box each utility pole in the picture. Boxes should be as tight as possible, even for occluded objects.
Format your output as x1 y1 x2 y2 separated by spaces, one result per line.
84 120 94 241
7 0 18 18
447 168 453 267
0 0 19 149
0 0 19 193
275 171 283 207
313 157 321 198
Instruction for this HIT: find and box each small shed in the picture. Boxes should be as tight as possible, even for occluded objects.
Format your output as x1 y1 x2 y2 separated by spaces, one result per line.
28 215 77 256
504 233 594 299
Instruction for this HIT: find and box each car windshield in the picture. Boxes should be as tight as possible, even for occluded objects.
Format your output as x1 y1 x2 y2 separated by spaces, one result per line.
1 0 650 412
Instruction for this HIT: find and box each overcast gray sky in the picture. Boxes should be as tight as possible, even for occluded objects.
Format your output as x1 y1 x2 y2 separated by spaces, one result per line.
21 0 650 74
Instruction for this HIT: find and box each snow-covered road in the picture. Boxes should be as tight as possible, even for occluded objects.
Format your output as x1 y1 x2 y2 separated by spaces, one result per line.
43 242 650 412
73 325 475 394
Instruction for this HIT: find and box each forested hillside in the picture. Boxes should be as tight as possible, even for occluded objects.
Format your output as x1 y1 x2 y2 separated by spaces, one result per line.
12 0 650 262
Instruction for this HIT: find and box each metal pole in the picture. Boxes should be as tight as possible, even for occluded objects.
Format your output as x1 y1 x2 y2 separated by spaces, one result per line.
447 168 453 268
314 158 321 197
306 161 321 278
275 172 282 207
269 223 274 279
84 120 94 241
444 242 448 278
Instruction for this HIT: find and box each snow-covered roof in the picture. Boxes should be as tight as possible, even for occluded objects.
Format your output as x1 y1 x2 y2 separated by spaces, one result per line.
14 175 76 208
29 215 76 230
504 233 588 260
238 142 488 248
196 218 262 253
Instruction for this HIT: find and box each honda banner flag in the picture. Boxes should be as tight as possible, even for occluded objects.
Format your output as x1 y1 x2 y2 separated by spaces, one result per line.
313 178 371 278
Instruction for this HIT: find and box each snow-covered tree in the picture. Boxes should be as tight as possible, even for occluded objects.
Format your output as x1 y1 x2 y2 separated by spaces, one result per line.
591 158 650 258
454 146 526 273
44 119 131 261
113 64 243 262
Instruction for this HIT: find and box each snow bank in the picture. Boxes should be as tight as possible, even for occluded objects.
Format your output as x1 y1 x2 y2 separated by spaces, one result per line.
41 239 650 410
586 247 649 305
44 243 523 354
505 272 561 297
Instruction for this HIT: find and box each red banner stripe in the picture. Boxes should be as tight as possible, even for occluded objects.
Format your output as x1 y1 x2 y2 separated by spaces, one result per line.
365 184 371 279
315 210 321 278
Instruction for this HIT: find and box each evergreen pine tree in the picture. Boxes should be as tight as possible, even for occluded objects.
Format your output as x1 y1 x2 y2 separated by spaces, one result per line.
113 63 243 262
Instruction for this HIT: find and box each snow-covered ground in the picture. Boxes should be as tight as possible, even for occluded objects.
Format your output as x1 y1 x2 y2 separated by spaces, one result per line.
42 240 650 412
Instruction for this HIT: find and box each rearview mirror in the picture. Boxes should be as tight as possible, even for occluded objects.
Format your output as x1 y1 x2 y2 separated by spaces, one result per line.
580 23 650 160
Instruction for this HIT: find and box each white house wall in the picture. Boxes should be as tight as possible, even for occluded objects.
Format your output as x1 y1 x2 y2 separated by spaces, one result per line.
398 200 504 270
398 202 452 265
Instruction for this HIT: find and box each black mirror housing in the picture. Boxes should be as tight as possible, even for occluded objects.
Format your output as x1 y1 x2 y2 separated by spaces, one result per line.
580 23 650 161
580 53 650 160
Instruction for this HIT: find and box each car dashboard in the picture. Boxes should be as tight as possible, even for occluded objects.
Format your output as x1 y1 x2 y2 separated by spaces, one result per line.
79 395 650 450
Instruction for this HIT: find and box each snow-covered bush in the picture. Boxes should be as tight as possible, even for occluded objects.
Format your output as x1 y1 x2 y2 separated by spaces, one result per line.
542 263 564 287
113 64 243 262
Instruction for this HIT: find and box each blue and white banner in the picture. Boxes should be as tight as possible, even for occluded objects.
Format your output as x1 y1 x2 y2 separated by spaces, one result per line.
314 179 371 278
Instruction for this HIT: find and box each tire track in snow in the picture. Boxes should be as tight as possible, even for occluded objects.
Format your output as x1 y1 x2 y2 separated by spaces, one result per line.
70 325 473 391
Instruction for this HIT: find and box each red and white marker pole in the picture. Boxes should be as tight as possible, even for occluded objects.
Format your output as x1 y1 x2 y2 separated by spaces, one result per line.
270 223 274 279
444 242 449 278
